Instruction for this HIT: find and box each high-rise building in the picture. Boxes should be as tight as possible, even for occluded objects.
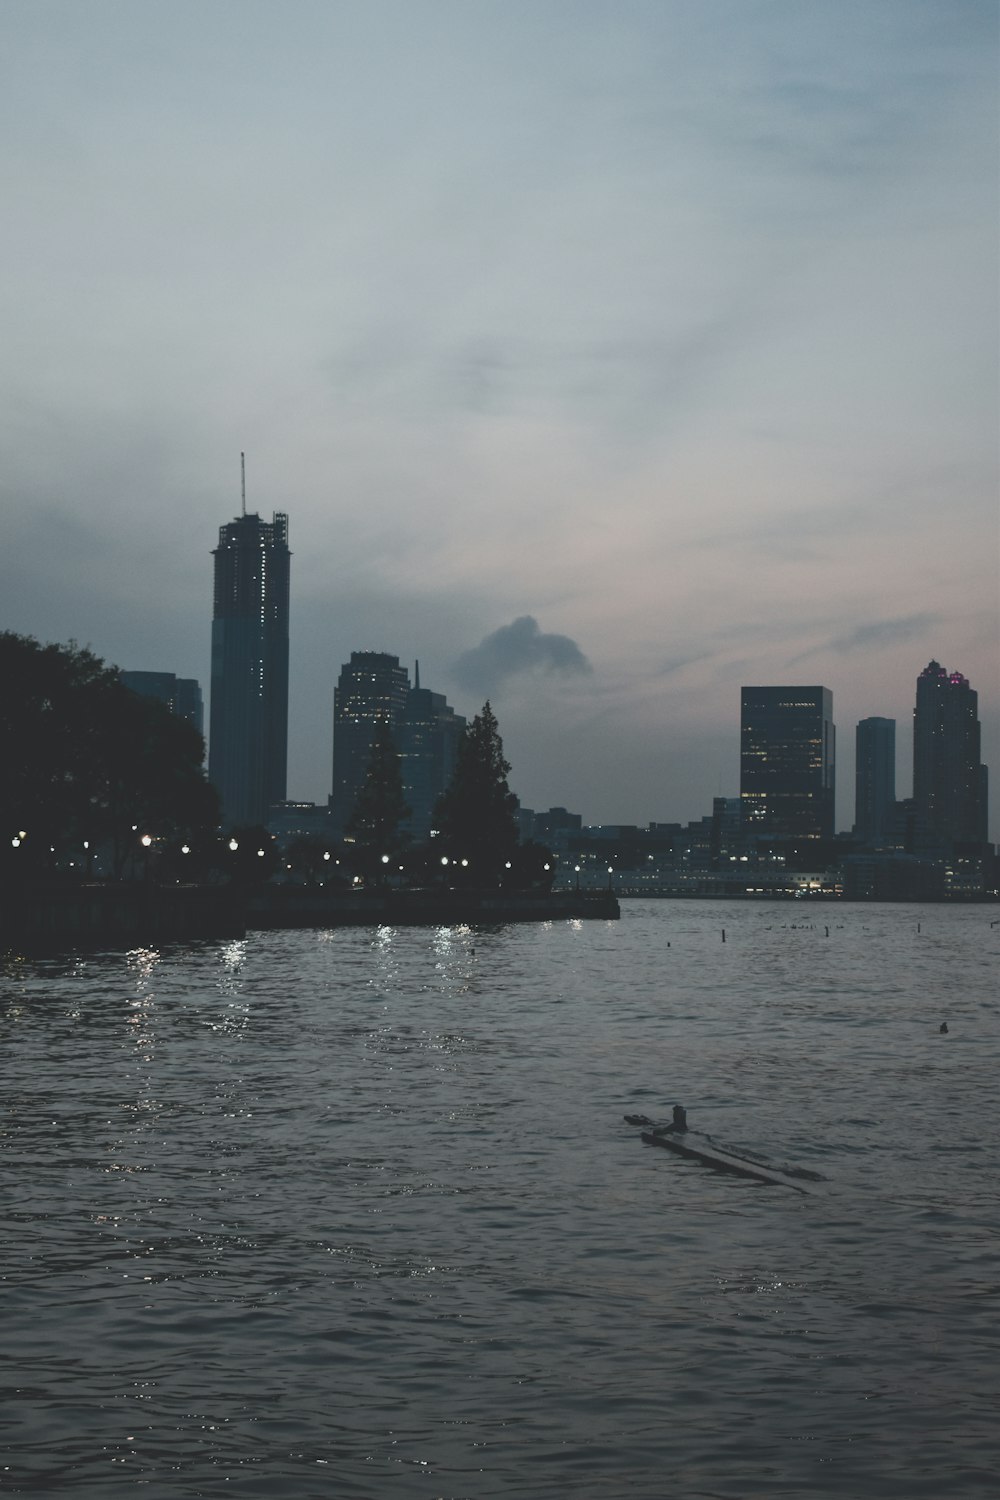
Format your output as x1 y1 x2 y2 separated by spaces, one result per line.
912 661 987 847
854 717 895 845
709 795 742 865
209 509 290 827
120 670 204 738
330 652 411 830
398 672 466 840
740 686 835 839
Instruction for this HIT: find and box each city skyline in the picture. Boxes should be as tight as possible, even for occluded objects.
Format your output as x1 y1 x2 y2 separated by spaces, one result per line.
125 593 996 845
2 3 996 837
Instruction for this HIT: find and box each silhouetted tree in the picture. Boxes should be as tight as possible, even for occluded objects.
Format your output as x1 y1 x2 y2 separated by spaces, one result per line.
0 632 218 880
345 726 410 879
433 701 519 883
96 689 219 876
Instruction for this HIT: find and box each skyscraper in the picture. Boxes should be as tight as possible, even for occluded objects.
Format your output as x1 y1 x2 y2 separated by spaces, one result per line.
120 670 204 738
398 671 467 840
209 509 290 827
854 717 895 845
740 686 835 839
912 661 987 847
330 652 411 831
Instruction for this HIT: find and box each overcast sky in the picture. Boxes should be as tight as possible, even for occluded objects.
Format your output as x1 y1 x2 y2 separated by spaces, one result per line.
2 0 997 835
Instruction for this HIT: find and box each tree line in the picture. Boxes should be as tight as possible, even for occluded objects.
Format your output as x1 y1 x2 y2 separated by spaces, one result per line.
1 631 218 881
1 632 554 890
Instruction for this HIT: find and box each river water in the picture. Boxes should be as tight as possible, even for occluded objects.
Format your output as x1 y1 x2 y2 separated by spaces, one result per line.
1 901 998 1499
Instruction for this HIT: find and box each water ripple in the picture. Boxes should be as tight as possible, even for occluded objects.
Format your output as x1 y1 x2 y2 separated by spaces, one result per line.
1 903 998 1497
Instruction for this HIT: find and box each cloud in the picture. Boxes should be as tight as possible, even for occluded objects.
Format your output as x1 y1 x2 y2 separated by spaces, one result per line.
654 649 717 679
827 614 940 652
453 616 592 694
789 614 940 663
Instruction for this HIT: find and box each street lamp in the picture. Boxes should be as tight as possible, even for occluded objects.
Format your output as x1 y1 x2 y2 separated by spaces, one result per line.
228 838 239 852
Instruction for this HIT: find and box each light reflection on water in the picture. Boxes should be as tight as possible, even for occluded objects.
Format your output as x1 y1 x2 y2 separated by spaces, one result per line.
0 902 998 1498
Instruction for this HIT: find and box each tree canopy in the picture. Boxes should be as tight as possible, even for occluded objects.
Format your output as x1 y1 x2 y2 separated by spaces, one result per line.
1 632 219 877
433 701 519 880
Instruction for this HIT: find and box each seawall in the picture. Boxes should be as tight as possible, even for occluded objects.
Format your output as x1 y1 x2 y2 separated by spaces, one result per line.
1 882 247 953
249 887 620 928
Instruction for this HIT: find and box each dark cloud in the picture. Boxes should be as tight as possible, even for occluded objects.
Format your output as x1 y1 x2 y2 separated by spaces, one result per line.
789 614 939 663
654 649 716 679
827 615 939 652
453 616 592 694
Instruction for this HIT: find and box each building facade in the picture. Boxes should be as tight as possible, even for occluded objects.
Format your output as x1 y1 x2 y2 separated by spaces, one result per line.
854 716 895 845
329 652 412 831
740 686 835 840
209 511 290 827
120 670 204 738
912 660 987 848
397 682 466 841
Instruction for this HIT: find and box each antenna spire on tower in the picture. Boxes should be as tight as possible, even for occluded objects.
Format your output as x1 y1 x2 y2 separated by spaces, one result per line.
240 452 246 516
414 659 420 690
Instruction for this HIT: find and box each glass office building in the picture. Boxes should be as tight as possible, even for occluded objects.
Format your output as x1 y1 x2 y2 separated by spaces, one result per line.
740 686 835 839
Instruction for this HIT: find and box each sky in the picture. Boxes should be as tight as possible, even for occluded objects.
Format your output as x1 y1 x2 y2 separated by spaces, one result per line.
2 0 997 837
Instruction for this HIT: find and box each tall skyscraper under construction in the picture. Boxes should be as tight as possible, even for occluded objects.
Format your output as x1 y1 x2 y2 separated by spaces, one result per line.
740 686 835 840
912 661 987 848
209 496 290 828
